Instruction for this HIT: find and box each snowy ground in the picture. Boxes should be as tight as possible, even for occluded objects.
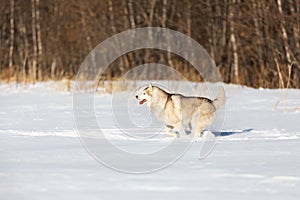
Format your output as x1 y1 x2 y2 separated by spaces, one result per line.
1 82 300 200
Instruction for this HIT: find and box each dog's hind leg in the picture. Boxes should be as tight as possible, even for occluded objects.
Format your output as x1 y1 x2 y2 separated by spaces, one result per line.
193 124 205 138
192 113 215 138
191 112 201 137
174 123 187 137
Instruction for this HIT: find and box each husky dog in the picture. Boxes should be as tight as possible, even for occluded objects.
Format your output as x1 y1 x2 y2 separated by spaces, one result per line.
136 84 225 137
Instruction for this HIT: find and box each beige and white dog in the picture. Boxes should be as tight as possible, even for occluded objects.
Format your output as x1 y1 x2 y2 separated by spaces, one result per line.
136 84 225 137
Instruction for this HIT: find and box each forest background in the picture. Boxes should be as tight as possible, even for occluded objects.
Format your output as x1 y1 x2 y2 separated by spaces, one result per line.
0 0 299 89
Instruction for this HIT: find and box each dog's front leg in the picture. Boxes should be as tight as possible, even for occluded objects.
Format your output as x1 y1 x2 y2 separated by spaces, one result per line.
174 123 187 137
189 123 192 132
166 125 178 137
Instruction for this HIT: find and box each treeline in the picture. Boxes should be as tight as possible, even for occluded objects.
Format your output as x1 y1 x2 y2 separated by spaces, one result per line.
0 0 299 88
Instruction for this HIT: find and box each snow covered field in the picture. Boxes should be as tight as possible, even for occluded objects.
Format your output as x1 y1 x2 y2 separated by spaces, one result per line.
1 82 300 200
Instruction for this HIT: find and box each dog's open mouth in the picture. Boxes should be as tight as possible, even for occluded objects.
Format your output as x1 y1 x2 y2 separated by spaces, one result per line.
139 99 147 105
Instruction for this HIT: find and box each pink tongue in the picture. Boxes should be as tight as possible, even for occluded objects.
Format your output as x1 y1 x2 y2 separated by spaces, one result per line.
139 99 147 105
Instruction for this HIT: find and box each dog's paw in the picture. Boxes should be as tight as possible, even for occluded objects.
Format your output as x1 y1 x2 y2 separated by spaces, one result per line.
192 131 215 142
166 132 179 138
202 131 216 140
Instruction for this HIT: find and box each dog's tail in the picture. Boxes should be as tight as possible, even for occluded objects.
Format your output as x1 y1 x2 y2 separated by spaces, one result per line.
213 87 226 110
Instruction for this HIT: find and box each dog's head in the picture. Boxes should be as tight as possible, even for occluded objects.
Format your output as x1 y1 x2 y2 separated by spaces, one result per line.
135 83 153 106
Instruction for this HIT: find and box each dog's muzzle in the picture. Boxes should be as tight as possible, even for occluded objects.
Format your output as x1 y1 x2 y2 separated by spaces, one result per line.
136 95 147 105
139 99 147 105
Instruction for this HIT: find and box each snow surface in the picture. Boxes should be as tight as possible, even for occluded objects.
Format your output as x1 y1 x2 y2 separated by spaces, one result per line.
1 82 300 200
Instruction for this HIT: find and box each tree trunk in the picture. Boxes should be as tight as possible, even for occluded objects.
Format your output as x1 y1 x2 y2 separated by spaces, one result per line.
229 0 240 84
128 0 136 29
31 0 37 82
185 0 193 80
36 0 43 81
80 2 95 80
145 0 156 64
8 0 15 82
206 0 214 60
127 0 138 77
19 14 29 84
252 0 264 86
162 0 173 68
277 0 292 64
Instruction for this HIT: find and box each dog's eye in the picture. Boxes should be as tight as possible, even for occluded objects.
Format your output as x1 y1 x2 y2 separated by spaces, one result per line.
143 92 145 95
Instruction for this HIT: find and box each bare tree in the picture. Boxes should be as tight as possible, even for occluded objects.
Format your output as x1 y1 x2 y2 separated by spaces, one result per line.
36 0 43 80
162 0 174 68
277 0 292 64
128 0 136 29
8 0 15 81
31 0 37 82
18 12 29 83
228 0 240 84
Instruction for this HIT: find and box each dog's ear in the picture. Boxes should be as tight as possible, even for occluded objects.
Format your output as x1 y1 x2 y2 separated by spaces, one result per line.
149 83 152 90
